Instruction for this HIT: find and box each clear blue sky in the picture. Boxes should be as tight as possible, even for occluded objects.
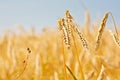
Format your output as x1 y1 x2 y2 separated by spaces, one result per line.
0 0 120 33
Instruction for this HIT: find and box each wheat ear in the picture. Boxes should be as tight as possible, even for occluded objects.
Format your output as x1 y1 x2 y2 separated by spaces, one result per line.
109 12 120 47
110 31 120 47
58 18 70 49
95 12 109 50
73 24 89 50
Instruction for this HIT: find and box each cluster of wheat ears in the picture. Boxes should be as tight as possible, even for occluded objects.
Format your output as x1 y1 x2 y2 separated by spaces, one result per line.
0 10 120 80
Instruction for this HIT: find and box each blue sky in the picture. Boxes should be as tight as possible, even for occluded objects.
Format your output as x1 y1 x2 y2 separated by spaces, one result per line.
0 0 120 33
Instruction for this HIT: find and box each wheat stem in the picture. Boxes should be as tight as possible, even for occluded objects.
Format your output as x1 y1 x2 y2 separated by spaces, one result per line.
71 30 85 80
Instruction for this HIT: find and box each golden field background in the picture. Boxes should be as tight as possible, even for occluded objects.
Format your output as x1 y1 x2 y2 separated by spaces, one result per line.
0 10 120 80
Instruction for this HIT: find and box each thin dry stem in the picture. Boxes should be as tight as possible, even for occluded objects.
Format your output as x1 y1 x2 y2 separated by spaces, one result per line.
15 48 31 80
62 39 67 80
109 12 119 37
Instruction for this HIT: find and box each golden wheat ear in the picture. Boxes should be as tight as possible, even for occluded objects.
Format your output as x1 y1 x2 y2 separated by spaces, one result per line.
95 12 109 51
110 31 120 47
109 12 120 47
58 18 70 49
107 12 120 48
65 10 89 50
73 24 89 50
113 34 120 47
65 10 73 20
57 18 64 30
65 10 74 49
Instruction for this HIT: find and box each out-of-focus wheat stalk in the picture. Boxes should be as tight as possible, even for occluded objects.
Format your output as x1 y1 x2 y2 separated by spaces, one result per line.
97 65 105 80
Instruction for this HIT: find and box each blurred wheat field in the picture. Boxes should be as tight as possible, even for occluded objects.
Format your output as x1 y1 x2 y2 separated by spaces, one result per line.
0 10 120 80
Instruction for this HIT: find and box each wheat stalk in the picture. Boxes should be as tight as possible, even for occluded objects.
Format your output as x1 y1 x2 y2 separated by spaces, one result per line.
15 48 31 80
66 65 78 80
97 65 105 80
65 10 85 80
